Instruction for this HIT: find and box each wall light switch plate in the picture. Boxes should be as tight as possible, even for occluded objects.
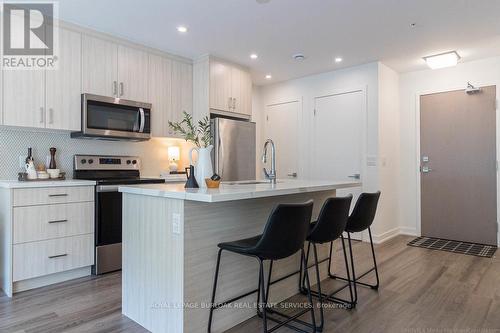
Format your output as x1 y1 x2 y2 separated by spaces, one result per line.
172 213 181 235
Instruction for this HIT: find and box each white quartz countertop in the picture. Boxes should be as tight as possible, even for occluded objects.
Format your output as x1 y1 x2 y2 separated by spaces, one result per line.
0 179 96 188
119 179 362 203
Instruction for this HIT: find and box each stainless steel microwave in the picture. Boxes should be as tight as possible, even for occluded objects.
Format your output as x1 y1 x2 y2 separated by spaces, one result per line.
71 94 152 141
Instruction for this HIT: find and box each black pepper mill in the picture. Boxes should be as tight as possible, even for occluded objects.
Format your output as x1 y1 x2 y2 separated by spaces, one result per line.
184 165 199 189
49 147 57 169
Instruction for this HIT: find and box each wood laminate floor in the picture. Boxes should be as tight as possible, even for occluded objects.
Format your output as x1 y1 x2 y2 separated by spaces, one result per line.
1 235 499 333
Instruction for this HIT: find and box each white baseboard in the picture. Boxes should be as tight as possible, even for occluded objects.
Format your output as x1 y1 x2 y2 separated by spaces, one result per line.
399 227 418 236
13 266 91 294
372 227 400 244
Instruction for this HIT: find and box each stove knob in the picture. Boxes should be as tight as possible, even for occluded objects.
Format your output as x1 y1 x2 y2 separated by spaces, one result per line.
132 160 137 165
126 160 131 165
88 159 94 164
81 159 87 164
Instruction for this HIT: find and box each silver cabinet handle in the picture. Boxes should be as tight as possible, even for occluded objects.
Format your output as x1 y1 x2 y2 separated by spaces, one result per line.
120 82 124 97
48 254 68 259
48 219 68 224
287 172 298 178
40 107 44 123
48 193 68 197
49 108 54 124
113 81 118 96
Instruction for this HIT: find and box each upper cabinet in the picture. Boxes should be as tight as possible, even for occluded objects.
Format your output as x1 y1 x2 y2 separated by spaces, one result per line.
149 54 193 138
46 27 82 131
208 58 252 117
194 56 252 121
3 26 82 131
82 35 149 102
1 24 191 135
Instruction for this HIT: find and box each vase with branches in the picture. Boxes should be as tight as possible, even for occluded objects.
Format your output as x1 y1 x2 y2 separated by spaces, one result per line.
168 111 211 148
168 112 214 187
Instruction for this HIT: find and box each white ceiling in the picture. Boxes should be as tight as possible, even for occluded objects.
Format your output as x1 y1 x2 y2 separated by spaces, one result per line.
58 0 500 85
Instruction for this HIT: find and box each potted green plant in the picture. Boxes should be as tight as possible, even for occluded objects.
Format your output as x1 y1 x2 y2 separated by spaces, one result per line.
169 112 213 187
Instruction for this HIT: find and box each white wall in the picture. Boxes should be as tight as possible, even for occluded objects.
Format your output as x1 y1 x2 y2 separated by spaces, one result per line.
377 63 400 240
255 62 401 242
399 56 500 242
257 62 380 187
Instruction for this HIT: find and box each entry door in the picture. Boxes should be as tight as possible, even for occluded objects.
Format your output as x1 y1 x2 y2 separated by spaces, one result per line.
420 86 497 245
265 101 300 179
313 91 364 237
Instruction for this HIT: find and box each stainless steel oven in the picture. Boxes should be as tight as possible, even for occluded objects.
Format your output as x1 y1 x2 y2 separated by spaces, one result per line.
71 94 152 141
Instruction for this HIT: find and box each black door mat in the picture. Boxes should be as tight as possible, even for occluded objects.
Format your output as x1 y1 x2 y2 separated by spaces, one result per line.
408 236 497 258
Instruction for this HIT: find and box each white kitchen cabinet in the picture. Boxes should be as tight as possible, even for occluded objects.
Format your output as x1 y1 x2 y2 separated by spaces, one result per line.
0 185 95 297
171 60 193 129
3 70 45 128
46 27 82 131
203 57 252 118
209 60 233 112
231 66 252 116
82 35 118 97
149 56 193 138
3 27 82 131
82 35 150 102
149 54 172 137
118 45 149 102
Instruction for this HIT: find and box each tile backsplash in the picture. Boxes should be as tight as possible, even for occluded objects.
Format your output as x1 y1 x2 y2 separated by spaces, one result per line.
0 127 193 180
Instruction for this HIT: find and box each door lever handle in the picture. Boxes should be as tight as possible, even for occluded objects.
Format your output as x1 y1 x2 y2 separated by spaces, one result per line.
287 172 298 178
348 173 361 180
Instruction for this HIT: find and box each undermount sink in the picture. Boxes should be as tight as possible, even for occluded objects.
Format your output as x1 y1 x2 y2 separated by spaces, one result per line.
224 180 279 185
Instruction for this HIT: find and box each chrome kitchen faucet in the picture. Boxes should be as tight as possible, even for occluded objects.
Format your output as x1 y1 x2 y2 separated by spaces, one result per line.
262 139 277 184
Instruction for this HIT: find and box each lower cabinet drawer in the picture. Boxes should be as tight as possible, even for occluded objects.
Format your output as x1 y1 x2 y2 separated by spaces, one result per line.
13 186 94 207
13 202 94 244
13 234 94 282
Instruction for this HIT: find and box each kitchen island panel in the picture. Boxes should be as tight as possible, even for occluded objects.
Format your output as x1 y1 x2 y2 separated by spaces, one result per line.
122 193 184 333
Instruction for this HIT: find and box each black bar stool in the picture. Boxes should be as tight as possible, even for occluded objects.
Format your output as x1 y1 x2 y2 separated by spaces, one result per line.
331 191 381 305
298 195 354 331
208 201 317 333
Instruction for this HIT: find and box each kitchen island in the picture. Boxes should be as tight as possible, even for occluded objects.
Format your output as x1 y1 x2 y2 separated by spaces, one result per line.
119 180 361 333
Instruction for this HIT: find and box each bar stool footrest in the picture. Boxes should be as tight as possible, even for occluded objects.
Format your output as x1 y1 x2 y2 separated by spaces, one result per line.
257 307 321 333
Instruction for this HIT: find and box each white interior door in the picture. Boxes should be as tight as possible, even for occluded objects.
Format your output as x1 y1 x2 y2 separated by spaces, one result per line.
313 90 365 238
265 101 300 180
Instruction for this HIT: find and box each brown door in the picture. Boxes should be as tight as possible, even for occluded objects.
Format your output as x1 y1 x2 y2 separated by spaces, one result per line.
420 86 497 245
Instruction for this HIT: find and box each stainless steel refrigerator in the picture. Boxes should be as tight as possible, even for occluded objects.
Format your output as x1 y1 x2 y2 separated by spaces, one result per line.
211 117 256 181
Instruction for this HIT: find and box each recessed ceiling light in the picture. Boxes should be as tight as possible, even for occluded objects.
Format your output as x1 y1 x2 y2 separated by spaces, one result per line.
177 26 188 33
334 57 343 63
265 74 272 79
423 51 460 69
250 53 258 60
293 53 306 61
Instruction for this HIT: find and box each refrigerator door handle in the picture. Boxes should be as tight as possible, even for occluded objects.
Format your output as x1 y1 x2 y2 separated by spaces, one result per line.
218 135 224 178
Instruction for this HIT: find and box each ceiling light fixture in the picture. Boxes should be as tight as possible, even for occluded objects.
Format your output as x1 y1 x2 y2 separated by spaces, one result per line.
250 53 258 59
293 53 305 61
334 57 343 63
177 26 188 33
265 74 272 79
423 51 460 69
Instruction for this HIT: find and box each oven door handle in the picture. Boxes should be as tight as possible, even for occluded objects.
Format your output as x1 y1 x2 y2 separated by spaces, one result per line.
96 185 120 193
139 108 145 133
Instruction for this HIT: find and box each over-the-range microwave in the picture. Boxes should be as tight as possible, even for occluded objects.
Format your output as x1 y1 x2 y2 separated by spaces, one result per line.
71 94 152 141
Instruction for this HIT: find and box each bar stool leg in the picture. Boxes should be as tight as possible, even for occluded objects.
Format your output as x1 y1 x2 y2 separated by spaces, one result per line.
340 235 355 306
259 258 268 333
312 244 324 331
368 228 380 290
208 249 223 333
346 233 358 304
302 248 318 333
